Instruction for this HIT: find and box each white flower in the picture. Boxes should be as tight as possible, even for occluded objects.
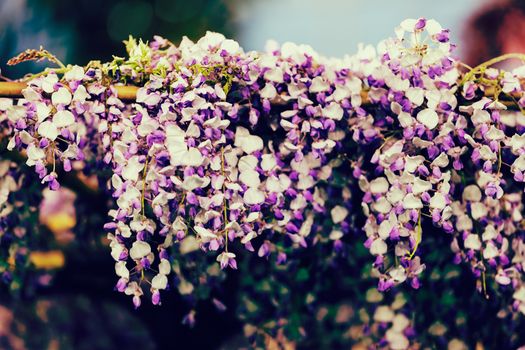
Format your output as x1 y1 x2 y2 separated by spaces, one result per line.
373 305 394 322
322 102 344 120
373 197 393 213
462 185 481 202
426 19 443 35
41 74 59 93
429 193 446 210
330 205 348 224
455 215 473 232
398 18 418 33
387 188 405 204
36 102 51 123
129 241 151 260
412 178 431 195
194 226 218 242
264 68 284 83
397 111 415 128
234 127 264 154
280 42 319 64
392 314 410 332
370 238 387 255
64 65 85 81
378 218 394 240
115 261 129 279
431 153 449 168
182 175 210 191
238 155 258 171
260 83 277 99
513 286 525 302
483 242 499 259
244 188 265 205
116 187 141 212
136 88 161 106
239 169 261 188
470 202 487 220
416 108 439 130
183 148 204 167
220 39 240 54
38 121 59 140
217 251 237 269
370 177 389 194
179 236 200 254
151 274 168 290
261 154 277 171
51 87 72 105
115 215 134 234
478 145 496 161
471 109 491 124
485 126 505 141
178 279 194 295
22 87 41 102
495 270 511 285
509 134 525 154
404 156 424 173
53 110 75 128
406 87 424 106
122 156 144 182
482 225 497 241
512 154 525 172
448 339 468 350
310 76 330 93
385 74 410 91
386 329 409 350
124 281 142 297
464 234 481 250
329 230 343 240
404 194 423 209
26 144 46 165
389 266 407 283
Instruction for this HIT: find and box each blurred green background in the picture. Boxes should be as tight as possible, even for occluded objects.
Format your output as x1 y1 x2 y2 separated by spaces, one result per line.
0 0 235 78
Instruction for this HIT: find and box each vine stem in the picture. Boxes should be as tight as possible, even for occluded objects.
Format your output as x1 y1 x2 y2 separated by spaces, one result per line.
460 53 525 85
51 142 56 173
498 144 503 174
482 270 489 300
141 156 149 216
407 210 422 260
221 146 229 252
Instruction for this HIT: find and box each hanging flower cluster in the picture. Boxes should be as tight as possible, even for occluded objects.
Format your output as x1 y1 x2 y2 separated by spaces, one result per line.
1 18 525 347
0 157 44 290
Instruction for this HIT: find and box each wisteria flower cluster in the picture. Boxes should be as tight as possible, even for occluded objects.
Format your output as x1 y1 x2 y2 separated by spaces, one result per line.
2 17 525 348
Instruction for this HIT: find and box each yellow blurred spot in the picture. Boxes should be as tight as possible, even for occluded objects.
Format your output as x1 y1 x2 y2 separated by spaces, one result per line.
7 255 16 271
76 172 99 191
48 339 60 350
29 251 65 270
36 300 52 322
45 213 76 233
264 330 295 350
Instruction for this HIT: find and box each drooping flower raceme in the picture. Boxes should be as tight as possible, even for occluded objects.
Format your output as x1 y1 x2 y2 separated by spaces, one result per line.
1 18 525 334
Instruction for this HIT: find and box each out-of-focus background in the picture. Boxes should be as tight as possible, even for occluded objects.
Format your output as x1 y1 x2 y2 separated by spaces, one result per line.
3 0 525 78
1 0 525 349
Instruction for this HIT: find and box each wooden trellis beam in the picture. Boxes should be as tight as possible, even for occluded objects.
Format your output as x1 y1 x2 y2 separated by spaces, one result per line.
0 82 28 98
0 81 138 101
0 81 519 108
